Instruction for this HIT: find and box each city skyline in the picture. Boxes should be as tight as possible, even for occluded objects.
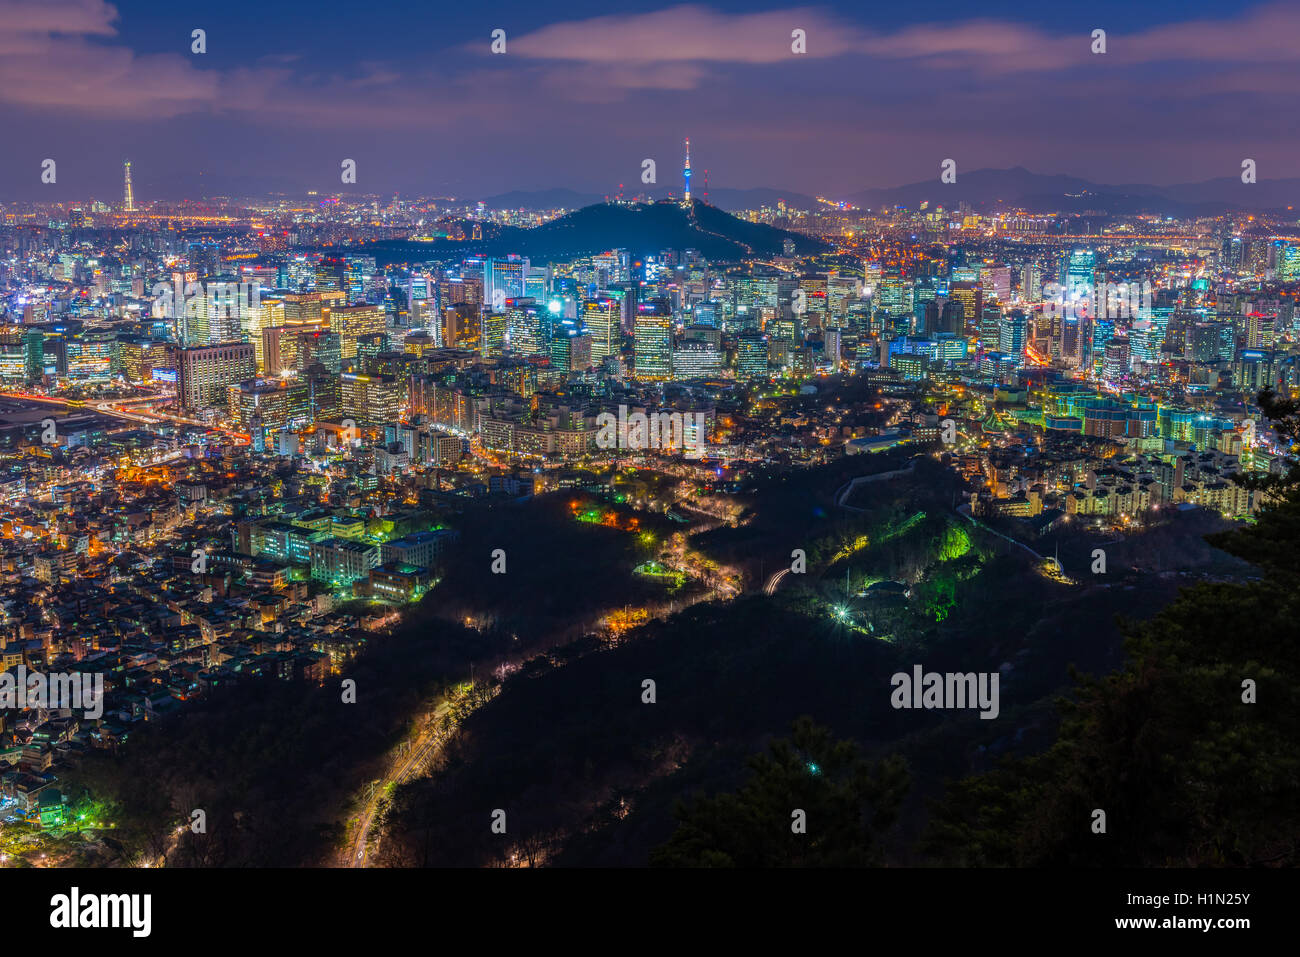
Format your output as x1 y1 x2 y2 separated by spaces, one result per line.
0 0 1296 913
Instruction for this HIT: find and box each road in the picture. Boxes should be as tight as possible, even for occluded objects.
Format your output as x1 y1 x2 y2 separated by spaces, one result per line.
764 567 790 595
0 389 250 442
346 700 453 867
954 503 1076 583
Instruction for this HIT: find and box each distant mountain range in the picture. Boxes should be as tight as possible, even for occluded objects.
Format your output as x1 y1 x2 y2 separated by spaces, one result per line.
479 167 1300 215
359 199 827 266
847 167 1300 216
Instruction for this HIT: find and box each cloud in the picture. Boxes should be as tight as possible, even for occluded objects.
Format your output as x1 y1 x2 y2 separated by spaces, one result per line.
0 0 117 39
0 0 520 128
860 19 1079 72
0 0 216 114
4 0 1300 134
510 5 859 63
1132 2 1300 64
505 2 1300 79
855 2 1300 72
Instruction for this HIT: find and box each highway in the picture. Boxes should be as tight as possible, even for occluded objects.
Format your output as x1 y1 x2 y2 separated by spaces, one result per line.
0 389 250 442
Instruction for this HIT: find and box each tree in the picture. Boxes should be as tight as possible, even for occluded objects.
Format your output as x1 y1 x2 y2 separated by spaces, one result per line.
651 717 909 867
925 389 1300 866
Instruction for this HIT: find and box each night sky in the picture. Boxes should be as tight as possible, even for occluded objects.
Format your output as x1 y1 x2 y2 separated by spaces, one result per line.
0 0 1294 201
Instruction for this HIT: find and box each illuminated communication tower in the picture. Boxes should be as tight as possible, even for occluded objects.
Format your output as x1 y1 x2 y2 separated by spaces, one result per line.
683 138 691 203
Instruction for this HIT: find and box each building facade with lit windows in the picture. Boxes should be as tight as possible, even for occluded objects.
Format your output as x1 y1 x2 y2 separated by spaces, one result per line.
178 342 256 411
633 310 672 381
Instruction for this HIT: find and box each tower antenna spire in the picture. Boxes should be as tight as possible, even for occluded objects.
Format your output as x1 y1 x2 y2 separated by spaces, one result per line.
683 138 692 203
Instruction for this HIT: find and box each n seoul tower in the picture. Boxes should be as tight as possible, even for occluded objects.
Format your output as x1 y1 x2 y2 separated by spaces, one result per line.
683 138 692 203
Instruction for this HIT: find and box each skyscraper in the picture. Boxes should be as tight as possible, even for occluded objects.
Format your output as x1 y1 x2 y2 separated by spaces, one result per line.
633 308 672 381
331 304 386 364
583 298 622 363
1103 339 1131 382
485 256 528 308
1064 249 1096 310
482 308 507 358
999 310 1027 365
177 343 256 411
505 298 544 356
550 329 592 372
879 278 914 318
407 271 442 344
123 160 135 212
672 340 721 379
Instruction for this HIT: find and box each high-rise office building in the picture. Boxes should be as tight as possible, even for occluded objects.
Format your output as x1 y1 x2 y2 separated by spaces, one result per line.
227 379 312 438
482 308 507 358
550 329 592 372
305 363 341 420
633 308 672 382
1064 249 1096 309
485 256 528 307
878 278 914 318
524 266 548 301
505 299 544 356
672 340 722 379
408 271 443 343
583 298 622 363
1102 339 1130 382
1243 312 1276 350
341 373 404 428
1090 316 1116 375
981 265 1011 304
1278 245 1300 281
999 310 1026 364
1019 263 1043 302
315 258 347 294
824 328 843 369
23 329 46 383
297 330 342 375
178 343 256 411
946 282 980 336
331 304 385 364
736 333 769 381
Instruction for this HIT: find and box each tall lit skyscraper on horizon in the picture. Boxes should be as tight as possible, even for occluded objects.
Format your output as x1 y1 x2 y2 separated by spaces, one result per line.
123 160 135 212
1061 249 1096 368
1064 249 1096 306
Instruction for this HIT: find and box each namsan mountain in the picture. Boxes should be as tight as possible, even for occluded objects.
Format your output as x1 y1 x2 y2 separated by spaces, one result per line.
359 199 827 266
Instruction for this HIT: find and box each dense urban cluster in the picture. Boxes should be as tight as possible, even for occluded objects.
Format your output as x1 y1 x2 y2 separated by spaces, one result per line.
0 154 1295 846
